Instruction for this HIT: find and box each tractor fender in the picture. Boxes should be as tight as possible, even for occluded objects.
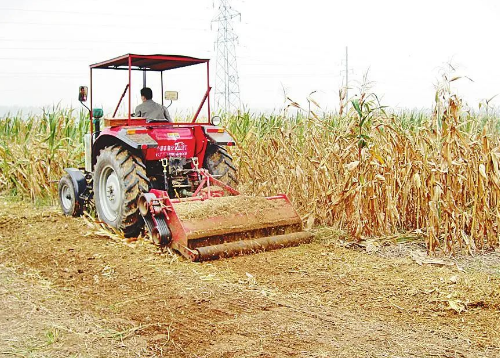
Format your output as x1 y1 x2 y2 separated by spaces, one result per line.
92 132 154 166
64 168 86 202
202 126 236 145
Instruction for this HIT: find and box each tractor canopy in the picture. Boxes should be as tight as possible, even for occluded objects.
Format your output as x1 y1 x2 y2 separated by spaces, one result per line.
90 54 209 71
88 54 212 127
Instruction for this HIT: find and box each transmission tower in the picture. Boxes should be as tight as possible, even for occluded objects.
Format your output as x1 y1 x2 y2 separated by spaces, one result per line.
213 0 241 114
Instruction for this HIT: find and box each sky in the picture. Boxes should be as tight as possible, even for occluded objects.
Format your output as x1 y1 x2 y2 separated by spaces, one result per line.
0 0 499 116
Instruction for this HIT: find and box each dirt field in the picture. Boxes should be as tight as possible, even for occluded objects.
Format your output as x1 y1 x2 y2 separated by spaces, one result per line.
1 198 499 358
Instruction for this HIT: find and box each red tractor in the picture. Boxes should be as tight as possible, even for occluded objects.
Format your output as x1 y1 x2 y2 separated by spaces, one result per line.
58 54 312 261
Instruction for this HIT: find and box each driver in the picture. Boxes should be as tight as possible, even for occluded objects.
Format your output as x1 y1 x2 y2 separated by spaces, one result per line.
134 87 172 122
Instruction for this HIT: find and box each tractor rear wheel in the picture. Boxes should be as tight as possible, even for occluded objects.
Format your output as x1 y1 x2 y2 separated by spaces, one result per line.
93 145 149 237
204 145 238 188
58 175 83 217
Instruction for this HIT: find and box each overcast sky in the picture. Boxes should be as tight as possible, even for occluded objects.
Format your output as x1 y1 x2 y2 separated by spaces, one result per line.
0 0 499 115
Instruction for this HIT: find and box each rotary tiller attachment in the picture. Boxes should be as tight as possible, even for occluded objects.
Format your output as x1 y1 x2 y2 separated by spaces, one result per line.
139 171 313 261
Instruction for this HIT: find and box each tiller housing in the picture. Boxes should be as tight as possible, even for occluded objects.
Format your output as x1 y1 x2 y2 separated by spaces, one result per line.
138 169 312 261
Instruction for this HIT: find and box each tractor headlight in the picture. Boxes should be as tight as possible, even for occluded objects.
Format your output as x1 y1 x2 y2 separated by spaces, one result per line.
211 116 222 126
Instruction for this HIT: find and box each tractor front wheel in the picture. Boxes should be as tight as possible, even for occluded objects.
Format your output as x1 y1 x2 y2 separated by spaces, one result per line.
58 175 83 217
93 146 149 237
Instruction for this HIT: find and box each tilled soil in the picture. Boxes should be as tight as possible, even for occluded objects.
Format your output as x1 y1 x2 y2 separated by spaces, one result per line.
0 198 499 357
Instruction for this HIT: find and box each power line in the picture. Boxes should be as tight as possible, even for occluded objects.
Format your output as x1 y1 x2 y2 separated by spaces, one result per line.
0 7 133 16
0 6 211 20
0 73 82 77
0 38 209 46
0 47 93 50
0 21 207 32
241 73 340 78
0 57 88 61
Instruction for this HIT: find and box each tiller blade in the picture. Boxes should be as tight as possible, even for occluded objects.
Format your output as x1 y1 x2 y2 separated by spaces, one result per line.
138 170 313 261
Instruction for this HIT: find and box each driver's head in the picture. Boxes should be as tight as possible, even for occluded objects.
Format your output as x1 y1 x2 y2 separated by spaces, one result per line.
140 87 153 102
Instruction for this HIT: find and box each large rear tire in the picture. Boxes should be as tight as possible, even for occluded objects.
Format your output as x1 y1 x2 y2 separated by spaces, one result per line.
204 145 238 188
93 145 149 237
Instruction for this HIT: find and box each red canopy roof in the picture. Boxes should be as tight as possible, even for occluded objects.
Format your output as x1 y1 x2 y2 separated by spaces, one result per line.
90 54 209 71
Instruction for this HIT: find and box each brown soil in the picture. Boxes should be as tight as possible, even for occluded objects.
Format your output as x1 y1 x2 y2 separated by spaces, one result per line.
1 198 500 357
0 264 149 357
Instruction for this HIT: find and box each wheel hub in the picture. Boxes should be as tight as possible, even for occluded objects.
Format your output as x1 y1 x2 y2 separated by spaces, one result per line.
99 166 122 221
60 183 72 210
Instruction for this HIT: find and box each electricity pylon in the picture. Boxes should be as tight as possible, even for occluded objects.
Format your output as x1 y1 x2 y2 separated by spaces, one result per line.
213 0 241 114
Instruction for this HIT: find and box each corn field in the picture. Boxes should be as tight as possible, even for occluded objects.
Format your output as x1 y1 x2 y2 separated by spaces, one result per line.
1 85 499 254
0 106 88 201
230 110 500 255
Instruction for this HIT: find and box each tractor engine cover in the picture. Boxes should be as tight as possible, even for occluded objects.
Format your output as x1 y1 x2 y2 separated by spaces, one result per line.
146 127 196 160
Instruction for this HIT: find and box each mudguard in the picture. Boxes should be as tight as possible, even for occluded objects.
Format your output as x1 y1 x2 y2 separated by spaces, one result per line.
91 129 157 166
202 126 236 145
64 168 86 203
